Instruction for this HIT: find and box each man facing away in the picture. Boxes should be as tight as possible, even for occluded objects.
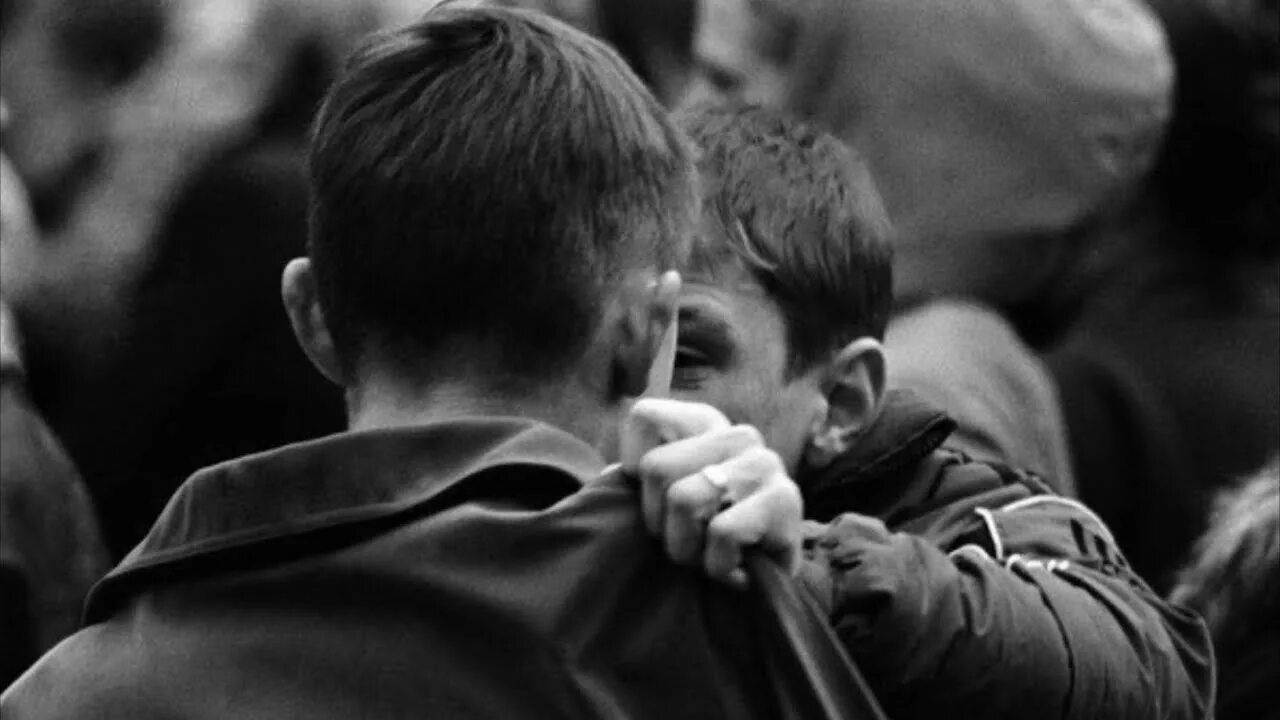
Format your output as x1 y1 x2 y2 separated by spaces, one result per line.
666 103 1214 719
1 8 834 718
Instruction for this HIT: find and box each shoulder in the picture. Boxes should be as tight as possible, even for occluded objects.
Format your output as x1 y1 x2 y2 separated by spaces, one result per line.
1 625 140 720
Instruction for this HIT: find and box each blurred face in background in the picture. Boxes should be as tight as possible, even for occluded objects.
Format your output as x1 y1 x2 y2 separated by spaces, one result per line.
0 0 165 230
687 0 792 107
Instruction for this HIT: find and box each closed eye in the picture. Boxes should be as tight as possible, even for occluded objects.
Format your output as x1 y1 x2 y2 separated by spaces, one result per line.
675 346 712 368
672 347 714 390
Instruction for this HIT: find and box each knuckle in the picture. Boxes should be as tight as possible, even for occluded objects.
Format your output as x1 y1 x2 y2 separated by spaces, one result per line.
666 481 706 516
636 453 667 484
771 479 803 507
706 511 741 539
727 424 764 447
743 445 784 472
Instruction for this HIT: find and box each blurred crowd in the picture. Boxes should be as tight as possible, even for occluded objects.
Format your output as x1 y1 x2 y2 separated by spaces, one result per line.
0 0 1276 716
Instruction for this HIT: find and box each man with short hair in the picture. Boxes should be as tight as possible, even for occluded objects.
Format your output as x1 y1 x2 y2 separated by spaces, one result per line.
1 8 846 718
668 102 1214 719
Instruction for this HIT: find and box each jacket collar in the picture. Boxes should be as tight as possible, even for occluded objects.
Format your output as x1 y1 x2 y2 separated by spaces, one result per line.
799 389 955 515
89 418 603 618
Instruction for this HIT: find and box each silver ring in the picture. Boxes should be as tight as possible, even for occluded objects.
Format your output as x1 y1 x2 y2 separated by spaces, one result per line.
700 464 731 491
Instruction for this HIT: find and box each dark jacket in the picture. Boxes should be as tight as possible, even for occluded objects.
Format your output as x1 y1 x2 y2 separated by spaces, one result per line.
1 418 856 719
796 390 1215 719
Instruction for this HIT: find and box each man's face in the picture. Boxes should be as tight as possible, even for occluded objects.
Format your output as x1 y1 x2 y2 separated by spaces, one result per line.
668 259 829 473
0 0 161 229
685 0 790 107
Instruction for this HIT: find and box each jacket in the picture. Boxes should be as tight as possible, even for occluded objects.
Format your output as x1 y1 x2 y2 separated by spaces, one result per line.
796 390 1215 718
1 418 858 719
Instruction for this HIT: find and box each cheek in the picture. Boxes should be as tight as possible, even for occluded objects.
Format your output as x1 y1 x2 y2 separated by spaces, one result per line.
762 388 827 474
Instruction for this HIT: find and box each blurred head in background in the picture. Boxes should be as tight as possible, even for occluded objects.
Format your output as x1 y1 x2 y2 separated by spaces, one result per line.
1143 0 1279 262
0 0 168 231
688 0 1173 311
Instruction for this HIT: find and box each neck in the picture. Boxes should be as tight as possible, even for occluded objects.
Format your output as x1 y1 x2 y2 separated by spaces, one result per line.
347 369 620 452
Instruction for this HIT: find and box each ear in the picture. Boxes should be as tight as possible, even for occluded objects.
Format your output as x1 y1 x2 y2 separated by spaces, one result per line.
281 258 344 386
807 338 886 465
612 270 681 399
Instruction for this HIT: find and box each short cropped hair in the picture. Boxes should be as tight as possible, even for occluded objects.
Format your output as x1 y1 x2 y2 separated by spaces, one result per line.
676 103 893 375
308 5 696 379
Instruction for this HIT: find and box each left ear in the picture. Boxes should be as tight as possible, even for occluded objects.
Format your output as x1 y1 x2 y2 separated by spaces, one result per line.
807 338 886 464
282 258 345 386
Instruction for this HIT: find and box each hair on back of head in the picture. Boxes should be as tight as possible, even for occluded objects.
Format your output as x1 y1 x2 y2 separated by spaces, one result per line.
308 5 696 382
675 102 893 375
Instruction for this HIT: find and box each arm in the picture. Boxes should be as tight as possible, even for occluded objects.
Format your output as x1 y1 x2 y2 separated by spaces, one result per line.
801 483 1213 719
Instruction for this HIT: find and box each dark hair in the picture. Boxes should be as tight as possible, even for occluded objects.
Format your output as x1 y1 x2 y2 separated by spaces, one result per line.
308 6 696 380
1147 0 1279 259
676 103 893 375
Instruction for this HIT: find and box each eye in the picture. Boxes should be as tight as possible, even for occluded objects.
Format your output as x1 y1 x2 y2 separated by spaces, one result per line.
671 346 714 390
674 346 711 369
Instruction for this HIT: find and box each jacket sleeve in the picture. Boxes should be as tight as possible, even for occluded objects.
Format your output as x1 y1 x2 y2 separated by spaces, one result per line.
799 489 1214 719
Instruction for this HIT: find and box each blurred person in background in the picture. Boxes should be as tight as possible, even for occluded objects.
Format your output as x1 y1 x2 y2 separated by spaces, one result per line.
0 107 110 689
2 0 347 559
1043 0 1280 591
1 0 165 682
685 0 1174 498
379 0 698 107
1170 457 1279 720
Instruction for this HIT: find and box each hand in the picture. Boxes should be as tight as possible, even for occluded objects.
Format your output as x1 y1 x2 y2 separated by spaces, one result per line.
620 398 804 589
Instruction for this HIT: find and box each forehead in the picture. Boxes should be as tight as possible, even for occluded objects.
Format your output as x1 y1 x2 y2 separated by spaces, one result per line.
679 259 788 356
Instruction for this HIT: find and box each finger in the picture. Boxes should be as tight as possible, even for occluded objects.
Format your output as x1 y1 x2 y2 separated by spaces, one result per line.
643 271 682 398
660 445 778 567
621 398 731 472
662 471 722 565
636 425 761 533
704 481 804 585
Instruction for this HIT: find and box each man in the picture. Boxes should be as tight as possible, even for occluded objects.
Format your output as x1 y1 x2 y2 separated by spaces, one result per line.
668 103 1213 719
2 8 846 718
